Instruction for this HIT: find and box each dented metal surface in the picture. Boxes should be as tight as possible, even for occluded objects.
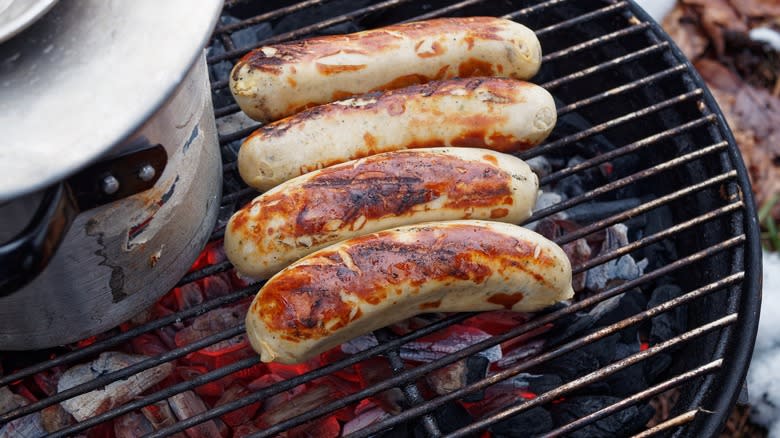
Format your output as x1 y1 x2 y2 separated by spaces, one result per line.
0 57 222 350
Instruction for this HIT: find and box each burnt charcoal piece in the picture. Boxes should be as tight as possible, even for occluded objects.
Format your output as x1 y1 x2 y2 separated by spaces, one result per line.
273 0 374 35
525 374 564 395
591 289 647 343
544 310 597 346
463 356 490 402
551 396 655 438
649 285 687 344
639 204 678 270
602 361 648 398
646 353 674 381
567 199 642 224
490 406 554 438
412 402 475 438
535 335 620 382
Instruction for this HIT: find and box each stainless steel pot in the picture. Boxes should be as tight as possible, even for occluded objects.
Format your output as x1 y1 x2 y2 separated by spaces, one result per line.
0 0 224 349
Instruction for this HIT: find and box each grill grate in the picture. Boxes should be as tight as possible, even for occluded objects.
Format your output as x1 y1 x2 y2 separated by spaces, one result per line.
0 0 760 437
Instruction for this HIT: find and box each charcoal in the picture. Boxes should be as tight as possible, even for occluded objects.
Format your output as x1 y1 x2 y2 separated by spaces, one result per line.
538 335 619 382
551 396 654 437
58 352 173 422
646 353 673 381
601 361 648 397
544 310 596 346
590 289 647 343
639 204 678 270
492 373 563 396
490 406 554 438
41 404 74 433
273 0 374 35
114 412 154 438
557 174 586 198
567 199 642 223
649 285 687 344
462 356 490 402
413 402 474 438
526 156 552 178
526 374 563 395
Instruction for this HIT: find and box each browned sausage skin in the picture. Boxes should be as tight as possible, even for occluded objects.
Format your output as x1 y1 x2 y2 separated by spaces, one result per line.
237 77 555 191
230 17 542 122
226 147 539 279
246 221 573 364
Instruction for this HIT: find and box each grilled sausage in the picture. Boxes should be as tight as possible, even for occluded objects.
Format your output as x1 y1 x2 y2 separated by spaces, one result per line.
245 220 574 364
230 17 542 122
238 77 555 191
226 148 539 279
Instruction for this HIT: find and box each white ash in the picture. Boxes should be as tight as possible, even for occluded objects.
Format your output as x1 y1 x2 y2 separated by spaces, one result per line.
343 407 390 436
525 191 568 231
586 224 649 291
342 331 502 363
57 352 173 422
0 387 46 438
748 251 780 435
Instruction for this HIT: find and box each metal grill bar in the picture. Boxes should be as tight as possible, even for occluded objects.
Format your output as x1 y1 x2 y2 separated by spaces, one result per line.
215 0 332 34
524 140 727 224
541 42 670 90
176 260 233 286
349 277 743 438
540 115 716 185
505 0 574 19
207 0 417 64
401 0 487 22
0 325 246 423
571 202 743 276
41 231 745 437
556 64 687 115
211 4 657 121
214 58 688 146
184 152 731 293
140 235 745 438
0 285 257 388
53 313 474 438
46 356 262 438
34 190 742 434
633 410 699 438
542 22 650 63
539 359 724 438
214 103 241 118
521 89 702 160
532 2 627 37
443 315 738 438
375 329 442 437
557 171 737 246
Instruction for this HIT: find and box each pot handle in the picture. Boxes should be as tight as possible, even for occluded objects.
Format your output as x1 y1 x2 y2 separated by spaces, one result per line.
0 183 78 296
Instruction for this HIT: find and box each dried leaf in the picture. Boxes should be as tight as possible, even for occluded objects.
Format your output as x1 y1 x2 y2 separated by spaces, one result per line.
663 5 709 60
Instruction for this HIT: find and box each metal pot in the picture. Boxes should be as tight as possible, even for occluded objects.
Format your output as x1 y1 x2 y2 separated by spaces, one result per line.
0 0 224 349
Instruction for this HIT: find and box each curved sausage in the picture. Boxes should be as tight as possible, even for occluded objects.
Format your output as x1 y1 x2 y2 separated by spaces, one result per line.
245 220 574 364
238 77 555 191
226 148 539 279
230 17 542 122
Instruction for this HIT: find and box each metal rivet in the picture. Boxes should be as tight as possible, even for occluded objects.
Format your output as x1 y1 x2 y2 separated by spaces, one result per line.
102 175 120 195
138 164 156 182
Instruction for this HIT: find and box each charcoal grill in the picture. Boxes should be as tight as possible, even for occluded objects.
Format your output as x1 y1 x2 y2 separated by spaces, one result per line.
0 0 761 437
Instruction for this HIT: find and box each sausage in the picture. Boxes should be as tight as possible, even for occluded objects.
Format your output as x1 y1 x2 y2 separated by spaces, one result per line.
226 147 539 279
238 77 555 191
230 17 542 122
245 220 574 364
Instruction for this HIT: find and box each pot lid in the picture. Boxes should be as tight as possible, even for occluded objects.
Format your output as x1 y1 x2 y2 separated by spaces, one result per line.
0 0 223 202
